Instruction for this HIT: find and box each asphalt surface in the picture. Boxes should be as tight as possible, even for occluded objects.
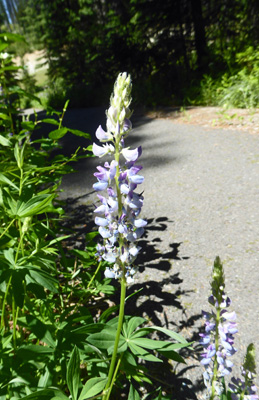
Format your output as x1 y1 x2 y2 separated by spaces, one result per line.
57 107 259 398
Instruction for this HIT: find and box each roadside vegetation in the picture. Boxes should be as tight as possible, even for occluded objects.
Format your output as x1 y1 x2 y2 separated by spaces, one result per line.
1 0 259 110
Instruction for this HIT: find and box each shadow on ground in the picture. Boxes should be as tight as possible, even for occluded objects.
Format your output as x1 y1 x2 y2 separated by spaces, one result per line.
59 196 204 400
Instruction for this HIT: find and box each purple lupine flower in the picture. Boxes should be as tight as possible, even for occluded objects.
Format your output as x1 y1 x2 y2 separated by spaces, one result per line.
199 257 238 398
92 72 146 283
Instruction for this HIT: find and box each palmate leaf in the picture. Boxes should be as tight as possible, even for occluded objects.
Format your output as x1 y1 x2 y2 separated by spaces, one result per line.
87 328 127 355
120 317 190 364
16 194 56 218
128 342 162 363
5 193 56 218
123 316 145 338
67 346 80 400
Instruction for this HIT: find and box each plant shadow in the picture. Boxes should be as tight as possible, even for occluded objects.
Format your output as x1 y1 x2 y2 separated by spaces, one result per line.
59 197 205 399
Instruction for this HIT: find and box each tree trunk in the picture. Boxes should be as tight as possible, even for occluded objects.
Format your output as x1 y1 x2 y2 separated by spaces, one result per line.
190 0 208 70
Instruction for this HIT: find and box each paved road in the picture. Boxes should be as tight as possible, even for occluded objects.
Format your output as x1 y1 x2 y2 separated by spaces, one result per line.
58 107 259 397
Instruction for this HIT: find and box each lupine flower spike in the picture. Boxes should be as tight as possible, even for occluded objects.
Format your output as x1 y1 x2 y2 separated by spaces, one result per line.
93 72 146 283
200 256 238 399
229 343 259 400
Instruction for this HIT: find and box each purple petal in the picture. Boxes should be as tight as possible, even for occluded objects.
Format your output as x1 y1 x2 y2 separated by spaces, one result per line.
104 268 115 278
134 219 147 228
93 181 108 191
201 357 211 365
95 217 109 226
99 226 111 238
122 146 141 162
94 204 107 213
103 253 116 263
92 142 107 157
130 174 144 184
120 183 130 194
123 118 132 132
95 125 111 141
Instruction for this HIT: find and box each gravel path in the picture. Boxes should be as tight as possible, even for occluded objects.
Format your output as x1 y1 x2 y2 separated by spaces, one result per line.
59 108 259 398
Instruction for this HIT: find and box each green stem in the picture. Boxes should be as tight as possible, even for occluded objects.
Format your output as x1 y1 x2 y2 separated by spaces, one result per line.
72 261 103 315
103 277 126 400
12 297 19 349
210 306 221 400
105 354 123 400
103 130 127 399
0 219 15 240
240 372 248 400
87 261 102 289
15 229 24 264
1 275 12 330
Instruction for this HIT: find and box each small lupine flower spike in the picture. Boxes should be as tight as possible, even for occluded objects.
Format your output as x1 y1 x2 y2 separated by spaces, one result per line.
200 256 238 399
229 343 259 400
93 73 146 283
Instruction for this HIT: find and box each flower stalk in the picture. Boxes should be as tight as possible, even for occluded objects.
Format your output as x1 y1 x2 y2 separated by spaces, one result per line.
200 257 238 399
92 72 146 399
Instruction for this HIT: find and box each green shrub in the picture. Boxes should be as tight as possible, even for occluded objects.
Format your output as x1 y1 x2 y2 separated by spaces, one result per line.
200 46 259 109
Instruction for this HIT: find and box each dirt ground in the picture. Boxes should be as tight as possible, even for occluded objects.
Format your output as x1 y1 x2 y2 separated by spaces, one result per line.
146 106 259 135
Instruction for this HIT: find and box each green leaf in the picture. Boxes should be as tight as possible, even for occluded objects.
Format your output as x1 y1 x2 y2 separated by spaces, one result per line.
17 344 55 362
130 337 172 350
0 32 25 42
20 389 68 399
67 346 80 400
0 134 11 146
136 326 189 344
123 317 145 338
128 343 162 363
78 377 108 400
68 128 91 139
125 288 143 302
49 127 68 139
0 43 8 52
41 119 59 126
71 322 106 335
157 348 186 363
63 99 70 110
0 113 10 120
18 315 56 347
99 305 119 323
0 173 19 190
28 268 58 293
12 270 25 308
87 329 125 353
128 384 140 400
16 194 55 218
